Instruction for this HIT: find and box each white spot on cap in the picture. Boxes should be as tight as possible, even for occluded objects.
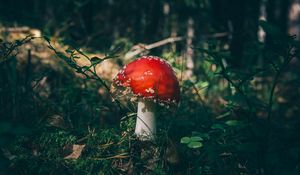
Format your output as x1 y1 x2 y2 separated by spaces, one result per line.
145 87 155 94
136 76 145 80
144 70 153 76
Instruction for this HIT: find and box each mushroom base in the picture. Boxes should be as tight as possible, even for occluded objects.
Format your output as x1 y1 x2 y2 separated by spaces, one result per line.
135 100 156 140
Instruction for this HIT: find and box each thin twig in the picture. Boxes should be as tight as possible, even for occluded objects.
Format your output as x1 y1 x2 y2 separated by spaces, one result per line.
1 35 34 63
125 37 184 59
44 38 124 112
266 47 294 123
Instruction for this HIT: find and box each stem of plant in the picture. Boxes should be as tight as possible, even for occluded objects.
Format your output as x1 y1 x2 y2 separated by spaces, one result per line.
135 99 156 141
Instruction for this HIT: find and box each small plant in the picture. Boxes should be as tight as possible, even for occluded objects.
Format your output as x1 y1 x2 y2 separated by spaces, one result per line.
180 136 203 149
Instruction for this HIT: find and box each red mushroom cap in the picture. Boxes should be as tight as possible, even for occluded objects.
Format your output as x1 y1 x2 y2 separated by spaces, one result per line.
113 56 180 105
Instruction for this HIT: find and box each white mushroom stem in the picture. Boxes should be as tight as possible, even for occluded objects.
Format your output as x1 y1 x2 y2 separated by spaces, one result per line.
135 100 156 140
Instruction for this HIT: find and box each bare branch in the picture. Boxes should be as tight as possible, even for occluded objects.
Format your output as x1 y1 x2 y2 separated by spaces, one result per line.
124 37 184 60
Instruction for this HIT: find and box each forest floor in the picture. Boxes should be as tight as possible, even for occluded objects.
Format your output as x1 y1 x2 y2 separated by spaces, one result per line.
1 26 300 175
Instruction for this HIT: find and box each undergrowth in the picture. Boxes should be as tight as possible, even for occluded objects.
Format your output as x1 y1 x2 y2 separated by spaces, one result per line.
1 21 300 175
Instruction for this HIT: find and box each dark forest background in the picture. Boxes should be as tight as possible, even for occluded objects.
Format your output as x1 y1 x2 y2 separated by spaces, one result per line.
0 0 300 174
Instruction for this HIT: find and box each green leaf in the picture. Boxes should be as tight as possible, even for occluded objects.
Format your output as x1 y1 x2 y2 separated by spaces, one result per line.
215 111 231 119
91 56 102 63
196 81 209 89
91 56 111 66
188 141 203 149
81 66 90 72
65 48 74 54
191 132 210 140
211 124 224 130
190 136 203 142
225 120 240 126
75 68 83 73
180 137 191 144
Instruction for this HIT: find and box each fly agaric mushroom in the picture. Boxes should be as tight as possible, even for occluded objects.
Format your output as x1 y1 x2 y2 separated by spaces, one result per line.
112 56 180 140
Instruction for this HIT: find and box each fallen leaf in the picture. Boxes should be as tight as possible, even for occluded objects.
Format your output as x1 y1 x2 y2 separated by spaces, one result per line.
64 144 85 159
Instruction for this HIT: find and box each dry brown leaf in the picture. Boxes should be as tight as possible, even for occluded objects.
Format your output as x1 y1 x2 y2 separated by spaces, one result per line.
64 144 86 159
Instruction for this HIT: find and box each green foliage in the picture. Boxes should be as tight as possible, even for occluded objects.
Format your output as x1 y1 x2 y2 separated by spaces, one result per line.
0 35 34 63
176 21 300 175
181 136 203 149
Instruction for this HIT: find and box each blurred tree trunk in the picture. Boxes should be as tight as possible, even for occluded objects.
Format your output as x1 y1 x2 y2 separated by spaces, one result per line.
267 0 290 34
163 2 170 52
212 0 260 68
227 0 260 68
170 14 178 51
288 0 300 39
81 0 94 35
145 0 161 42
185 17 194 79
228 0 246 68
258 0 267 42
163 2 170 38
